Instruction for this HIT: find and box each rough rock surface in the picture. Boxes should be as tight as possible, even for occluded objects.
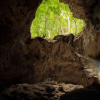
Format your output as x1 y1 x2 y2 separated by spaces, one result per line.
60 0 100 58
0 81 84 100
0 0 43 87
0 36 99 88
0 0 100 99
1 81 100 100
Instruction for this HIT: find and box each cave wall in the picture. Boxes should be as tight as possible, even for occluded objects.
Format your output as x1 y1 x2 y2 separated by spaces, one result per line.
0 0 42 45
60 0 100 57
0 0 42 87
0 0 100 88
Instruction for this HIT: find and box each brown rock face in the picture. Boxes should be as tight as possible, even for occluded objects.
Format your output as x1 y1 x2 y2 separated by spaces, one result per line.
0 81 84 100
0 0 42 87
59 0 96 21
0 0 100 89
1 81 100 100
0 0 42 45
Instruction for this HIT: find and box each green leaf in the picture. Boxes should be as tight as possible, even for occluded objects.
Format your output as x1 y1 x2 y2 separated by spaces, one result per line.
31 0 84 38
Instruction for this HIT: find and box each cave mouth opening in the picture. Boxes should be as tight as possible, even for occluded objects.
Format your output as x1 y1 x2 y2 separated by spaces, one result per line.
30 0 84 39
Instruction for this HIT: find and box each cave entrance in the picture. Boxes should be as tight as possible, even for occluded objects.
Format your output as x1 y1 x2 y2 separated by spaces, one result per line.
30 0 84 39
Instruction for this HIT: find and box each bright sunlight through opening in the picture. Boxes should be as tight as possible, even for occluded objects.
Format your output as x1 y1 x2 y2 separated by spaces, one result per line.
30 0 84 39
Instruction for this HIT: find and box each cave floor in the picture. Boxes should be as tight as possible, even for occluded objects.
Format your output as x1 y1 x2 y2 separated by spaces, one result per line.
0 80 100 100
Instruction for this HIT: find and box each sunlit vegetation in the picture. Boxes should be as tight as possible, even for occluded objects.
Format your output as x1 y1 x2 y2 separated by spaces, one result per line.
31 0 84 39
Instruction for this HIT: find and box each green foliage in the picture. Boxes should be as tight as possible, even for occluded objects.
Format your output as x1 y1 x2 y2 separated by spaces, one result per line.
30 0 84 38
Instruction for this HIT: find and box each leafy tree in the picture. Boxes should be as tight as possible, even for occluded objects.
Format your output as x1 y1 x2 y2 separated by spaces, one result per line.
31 0 84 38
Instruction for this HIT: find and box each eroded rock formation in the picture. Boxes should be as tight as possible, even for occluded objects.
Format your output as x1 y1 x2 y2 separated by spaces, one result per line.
1 81 100 100
60 0 100 57
0 0 100 95
0 81 84 100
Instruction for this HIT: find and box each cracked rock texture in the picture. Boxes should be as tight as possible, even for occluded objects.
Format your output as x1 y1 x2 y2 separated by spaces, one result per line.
0 81 84 100
1 81 100 100
0 0 100 97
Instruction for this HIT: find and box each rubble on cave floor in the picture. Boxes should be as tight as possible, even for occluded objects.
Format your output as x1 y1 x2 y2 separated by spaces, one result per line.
0 80 83 100
1 80 100 100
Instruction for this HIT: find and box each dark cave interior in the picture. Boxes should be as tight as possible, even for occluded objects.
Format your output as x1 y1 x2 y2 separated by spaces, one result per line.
1 0 100 100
